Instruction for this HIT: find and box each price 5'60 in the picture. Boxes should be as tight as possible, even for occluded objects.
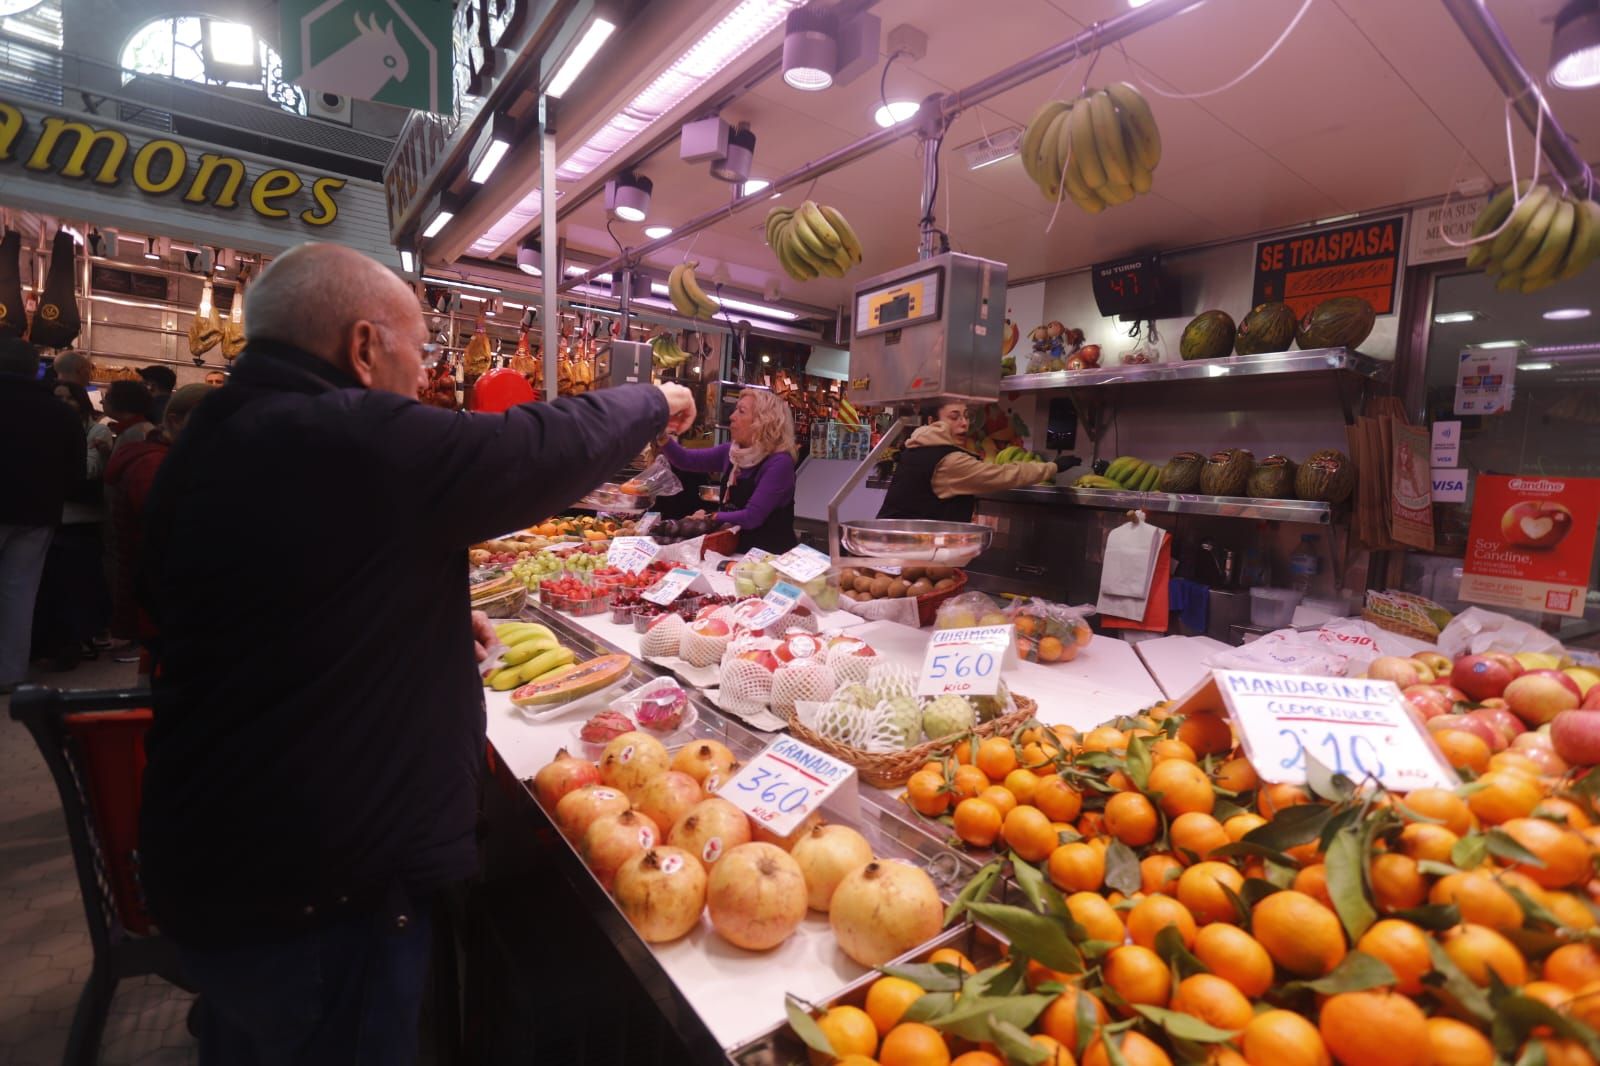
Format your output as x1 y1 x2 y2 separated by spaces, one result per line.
735 766 810 813
1278 727 1385 779
927 651 995 681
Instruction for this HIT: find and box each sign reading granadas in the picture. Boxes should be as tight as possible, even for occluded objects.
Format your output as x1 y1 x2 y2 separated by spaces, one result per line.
0 100 346 226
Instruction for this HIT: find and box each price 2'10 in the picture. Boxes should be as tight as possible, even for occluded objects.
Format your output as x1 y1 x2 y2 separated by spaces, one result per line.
735 765 811 815
1278 727 1385 779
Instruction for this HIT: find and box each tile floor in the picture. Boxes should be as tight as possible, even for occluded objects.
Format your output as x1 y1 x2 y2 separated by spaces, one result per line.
0 655 198 1066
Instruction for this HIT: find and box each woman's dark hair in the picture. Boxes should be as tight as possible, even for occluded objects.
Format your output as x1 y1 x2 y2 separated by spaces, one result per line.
55 381 96 420
104 379 154 419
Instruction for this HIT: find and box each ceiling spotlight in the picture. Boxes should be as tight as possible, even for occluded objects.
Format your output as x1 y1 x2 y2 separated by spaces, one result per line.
644 226 674 240
873 100 920 128
741 178 770 197
605 171 653 223
485 298 501 317
782 8 838 91
1550 0 1600 89
143 236 161 261
216 247 231 272
710 122 756 182
517 236 541 276
1543 307 1592 320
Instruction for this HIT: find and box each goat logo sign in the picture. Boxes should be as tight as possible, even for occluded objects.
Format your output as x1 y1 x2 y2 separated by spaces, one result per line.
281 0 451 115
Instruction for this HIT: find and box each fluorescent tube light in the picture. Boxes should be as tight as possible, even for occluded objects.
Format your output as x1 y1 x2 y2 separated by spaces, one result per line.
470 138 511 184
1519 362 1555 370
399 249 415 273
422 211 454 238
649 282 800 321
1476 340 1524 349
546 17 617 98
1543 308 1591 321
1433 311 1480 324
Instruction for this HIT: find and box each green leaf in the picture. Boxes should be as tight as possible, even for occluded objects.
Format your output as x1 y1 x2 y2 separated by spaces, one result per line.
879 963 967 993
1286 950 1398 994
1502 925 1569 960
991 1017 1051 1065
1486 828 1548 869
1264 860 1297 890
1505 884 1567 931
903 991 958 1023
1451 833 1490 871
965 956 1029 1001
1126 734 1152 792
1154 924 1209 980
1104 839 1142 897
784 994 835 1058
1318 806 1362 854
947 859 1004 926
1325 825 1378 942
1514 1041 1550 1066
1491 990 1600 1062
1099 1030 1133 1066
1243 802 1334 852
1211 840 1299 867
1012 857 1068 919
1392 902 1462 931
1418 859 1464 878
1217 880 1255 928
1424 937 1494 1024
966 901 1084 975
1132 1004 1242 1043
925 991 1056 1041
1212 796 1248 823
1074 986 1101 1058
1305 750 1357 803
1242 877 1285 908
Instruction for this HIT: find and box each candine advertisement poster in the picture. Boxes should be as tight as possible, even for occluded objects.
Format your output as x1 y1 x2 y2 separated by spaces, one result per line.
1460 475 1600 618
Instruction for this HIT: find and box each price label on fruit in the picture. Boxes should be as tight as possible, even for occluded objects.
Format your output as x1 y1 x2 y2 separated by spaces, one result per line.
607 536 659 575
642 566 704 605
772 543 831 584
918 625 1016 698
716 736 857 837
1209 669 1458 792
740 581 803 632
742 547 773 563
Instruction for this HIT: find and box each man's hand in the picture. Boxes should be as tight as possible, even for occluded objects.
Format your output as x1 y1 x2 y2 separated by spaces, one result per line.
657 383 696 436
471 610 495 662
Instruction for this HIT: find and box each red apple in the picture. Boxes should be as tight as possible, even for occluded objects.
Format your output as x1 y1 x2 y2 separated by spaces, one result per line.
1504 669 1583 727
1469 705 1526 744
1551 710 1600 766
1584 685 1600 712
1518 742 1571 776
1500 500 1574 550
1428 712 1498 749
1463 709 1514 751
1482 653 1526 680
689 617 731 638
734 646 781 673
1403 684 1456 721
1451 655 1520 701
773 633 824 664
825 635 875 658
1412 651 1452 677
1370 655 1430 688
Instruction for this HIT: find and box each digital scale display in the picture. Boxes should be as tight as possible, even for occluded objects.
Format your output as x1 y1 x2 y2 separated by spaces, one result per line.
853 266 944 338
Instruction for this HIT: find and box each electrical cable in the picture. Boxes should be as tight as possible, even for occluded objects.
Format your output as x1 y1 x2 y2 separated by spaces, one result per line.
1117 0 1315 100
879 48 908 131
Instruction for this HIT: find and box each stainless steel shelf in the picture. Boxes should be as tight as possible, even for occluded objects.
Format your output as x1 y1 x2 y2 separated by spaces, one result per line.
987 485 1334 523
998 347 1388 392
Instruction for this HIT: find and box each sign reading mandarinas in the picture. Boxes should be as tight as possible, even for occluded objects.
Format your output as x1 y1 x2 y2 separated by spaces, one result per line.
1252 214 1405 318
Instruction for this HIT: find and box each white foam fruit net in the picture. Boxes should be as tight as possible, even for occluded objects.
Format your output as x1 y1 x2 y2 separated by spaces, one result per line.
679 630 729 668
867 661 918 702
639 615 686 658
826 646 874 686
718 656 776 716
770 662 836 716
813 698 908 753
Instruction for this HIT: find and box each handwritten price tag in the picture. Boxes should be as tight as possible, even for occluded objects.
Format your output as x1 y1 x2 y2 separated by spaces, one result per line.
742 547 773 563
741 581 803 632
642 566 703 605
918 625 1016 697
716 737 857 836
608 536 659 575
1208 669 1458 792
772 543 831 584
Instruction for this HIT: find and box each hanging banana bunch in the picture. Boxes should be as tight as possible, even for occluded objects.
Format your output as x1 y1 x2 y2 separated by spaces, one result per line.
765 200 863 281
1020 81 1161 214
1465 181 1600 293
650 331 692 369
667 261 720 319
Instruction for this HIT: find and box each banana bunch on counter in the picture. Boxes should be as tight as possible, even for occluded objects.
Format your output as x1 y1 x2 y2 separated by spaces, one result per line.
1467 182 1600 293
990 446 1044 464
1021 82 1161 214
650 332 693 369
667 261 721 319
482 621 578 692
766 200 863 281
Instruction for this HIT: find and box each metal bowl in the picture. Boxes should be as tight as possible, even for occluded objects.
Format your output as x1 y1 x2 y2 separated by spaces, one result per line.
839 519 993 564
576 483 651 512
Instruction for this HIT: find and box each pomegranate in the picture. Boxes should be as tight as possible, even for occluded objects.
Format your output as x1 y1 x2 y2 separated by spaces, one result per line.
633 771 704 834
614 846 707 943
598 731 671 799
669 797 753 870
790 823 874 911
751 810 823 850
706 843 808 950
532 748 602 810
1552 711 1600 766
671 740 738 789
829 859 944 968
581 809 659 890
555 785 630 840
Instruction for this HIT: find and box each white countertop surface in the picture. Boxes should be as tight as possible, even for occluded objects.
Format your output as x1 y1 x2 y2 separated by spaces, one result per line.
1133 634 1232 700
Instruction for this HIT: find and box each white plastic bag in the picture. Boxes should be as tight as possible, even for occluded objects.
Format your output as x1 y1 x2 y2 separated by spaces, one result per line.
1437 606 1566 659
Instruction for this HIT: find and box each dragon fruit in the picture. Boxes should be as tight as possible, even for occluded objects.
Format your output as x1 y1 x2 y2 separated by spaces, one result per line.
580 710 635 743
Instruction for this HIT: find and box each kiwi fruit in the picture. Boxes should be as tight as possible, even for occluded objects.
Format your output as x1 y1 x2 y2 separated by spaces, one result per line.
907 578 934 598
853 574 875 593
901 566 926 582
888 578 910 598
934 577 957 592
926 566 955 581
838 568 858 587
870 575 893 598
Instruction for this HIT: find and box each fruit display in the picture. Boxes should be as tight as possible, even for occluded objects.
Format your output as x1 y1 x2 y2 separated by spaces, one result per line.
765 200 863 281
810 663 1016 751
838 566 963 604
666 261 720 320
1179 310 1236 361
652 516 723 544
525 515 631 540
649 331 694 370
1159 451 1206 493
1019 82 1162 213
782 675 1600 1066
1297 295 1377 351
1246 453 1297 499
1024 322 1098 374
1175 296 1377 359
987 445 1049 467
1296 448 1357 504
1467 182 1600 293
1235 301 1299 355
480 620 585 695
1199 448 1255 497
469 570 526 616
1076 455 1160 492
1079 448 1357 504
1008 598 1093 664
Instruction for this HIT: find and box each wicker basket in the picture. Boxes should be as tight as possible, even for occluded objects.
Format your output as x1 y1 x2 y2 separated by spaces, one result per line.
914 569 969 627
701 528 739 558
1361 609 1439 643
783 694 1039 789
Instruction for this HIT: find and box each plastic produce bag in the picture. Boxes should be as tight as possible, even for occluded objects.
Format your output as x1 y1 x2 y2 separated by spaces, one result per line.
620 454 683 500
1007 598 1093 663
1437 606 1566 659
930 591 1002 630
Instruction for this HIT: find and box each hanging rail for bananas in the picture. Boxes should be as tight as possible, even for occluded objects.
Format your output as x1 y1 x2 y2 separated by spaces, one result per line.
1440 0 1594 197
560 0 1199 294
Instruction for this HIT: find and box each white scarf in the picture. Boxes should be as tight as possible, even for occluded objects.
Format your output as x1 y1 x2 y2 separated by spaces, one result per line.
728 442 769 470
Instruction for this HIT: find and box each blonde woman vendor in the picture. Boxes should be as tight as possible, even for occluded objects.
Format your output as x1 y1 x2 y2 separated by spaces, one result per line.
660 387 798 553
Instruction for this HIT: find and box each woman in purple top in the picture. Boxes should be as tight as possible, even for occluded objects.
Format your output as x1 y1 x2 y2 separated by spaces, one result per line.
659 388 799 553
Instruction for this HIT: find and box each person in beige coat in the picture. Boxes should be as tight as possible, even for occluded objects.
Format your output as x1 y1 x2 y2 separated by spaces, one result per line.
877 400 1057 522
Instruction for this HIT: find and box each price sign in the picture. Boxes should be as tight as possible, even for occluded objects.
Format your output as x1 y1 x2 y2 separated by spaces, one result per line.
643 567 704 605
740 581 803 632
772 543 831 584
1206 670 1458 792
918 625 1016 697
742 547 774 564
608 536 659 575
717 736 857 837
635 512 661 535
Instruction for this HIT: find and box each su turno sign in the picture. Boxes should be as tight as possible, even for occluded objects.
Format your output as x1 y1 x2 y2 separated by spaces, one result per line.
0 99 345 227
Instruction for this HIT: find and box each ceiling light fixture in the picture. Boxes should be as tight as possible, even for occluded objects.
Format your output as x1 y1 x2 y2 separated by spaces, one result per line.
1433 311 1482 324
1550 0 1600 89
782 7 837 90
710 122 757 182
644 226 674 240
422 208 454 239
1314 212 1361 226
606 171 653 222
143 236 161 261
960 126 1022 170
1543 307 1592 320
1476 340 1525 349
544 11 618 98
873 100 920 128
1127 0 1155 6
469 114 516 184
1520 362 1556 370
648 283 800 321
423 276 503 295
399 248 416 274
741 178 770 197
517 236 542 276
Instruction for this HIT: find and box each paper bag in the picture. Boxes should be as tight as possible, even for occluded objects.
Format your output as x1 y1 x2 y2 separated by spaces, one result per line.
1097 516 1165 620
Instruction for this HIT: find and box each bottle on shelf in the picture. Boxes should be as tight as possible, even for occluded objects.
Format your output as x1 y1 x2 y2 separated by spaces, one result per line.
1290 534 1321 593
